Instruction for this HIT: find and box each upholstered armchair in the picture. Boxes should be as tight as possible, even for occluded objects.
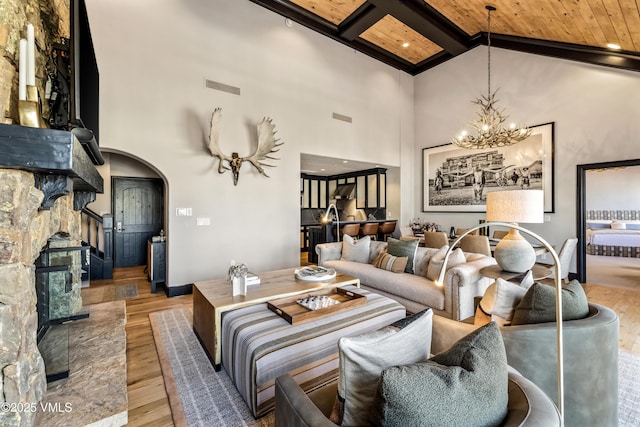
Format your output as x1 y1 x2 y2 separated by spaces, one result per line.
431 303 619 427
275 367 561 427
274 315 562 427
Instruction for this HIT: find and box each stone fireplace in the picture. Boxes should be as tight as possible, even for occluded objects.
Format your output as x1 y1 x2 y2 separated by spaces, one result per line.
0 124 102 427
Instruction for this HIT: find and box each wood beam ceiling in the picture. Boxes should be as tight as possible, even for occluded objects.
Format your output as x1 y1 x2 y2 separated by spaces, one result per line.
248 0 640 75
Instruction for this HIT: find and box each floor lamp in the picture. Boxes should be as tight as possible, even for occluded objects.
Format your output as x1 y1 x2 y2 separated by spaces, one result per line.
435 201 564 426
322 203 340 242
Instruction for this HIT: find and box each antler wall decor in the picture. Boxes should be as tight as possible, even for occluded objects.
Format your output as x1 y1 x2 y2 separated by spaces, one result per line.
208 108 284 185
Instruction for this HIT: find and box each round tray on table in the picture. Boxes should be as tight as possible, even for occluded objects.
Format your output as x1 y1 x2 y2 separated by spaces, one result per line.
294 267 337 281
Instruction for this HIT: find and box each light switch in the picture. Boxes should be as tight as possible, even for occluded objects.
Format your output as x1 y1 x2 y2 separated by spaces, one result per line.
196 217 211 226
176 208 193 216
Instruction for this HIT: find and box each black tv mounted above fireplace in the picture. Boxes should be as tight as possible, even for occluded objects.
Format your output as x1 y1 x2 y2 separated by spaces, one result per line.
70 0 99 141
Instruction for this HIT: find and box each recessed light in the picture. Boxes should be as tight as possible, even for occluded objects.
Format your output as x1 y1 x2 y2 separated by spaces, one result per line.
402 42 410 48
607 43 621 50
342 160 348 163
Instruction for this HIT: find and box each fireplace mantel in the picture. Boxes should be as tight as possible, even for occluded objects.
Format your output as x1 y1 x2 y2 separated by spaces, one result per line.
0 124 103 210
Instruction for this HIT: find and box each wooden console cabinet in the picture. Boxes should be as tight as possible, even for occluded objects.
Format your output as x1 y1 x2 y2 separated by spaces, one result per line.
147 240 165 292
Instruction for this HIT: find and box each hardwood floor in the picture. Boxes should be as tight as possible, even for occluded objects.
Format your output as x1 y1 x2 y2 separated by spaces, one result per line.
84 266 192 427
84 261 639 426
584 283 640 354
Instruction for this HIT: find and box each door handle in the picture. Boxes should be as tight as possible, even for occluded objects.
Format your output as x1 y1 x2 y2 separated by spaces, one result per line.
116 221 126 232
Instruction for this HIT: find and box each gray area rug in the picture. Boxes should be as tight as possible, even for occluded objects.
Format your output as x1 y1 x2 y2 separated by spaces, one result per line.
150 308 639 426
619 349 640 426
114 283 138 300
149 308 273 427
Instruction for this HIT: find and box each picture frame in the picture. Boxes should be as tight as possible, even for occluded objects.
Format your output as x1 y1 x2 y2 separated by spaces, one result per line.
422 122 555 213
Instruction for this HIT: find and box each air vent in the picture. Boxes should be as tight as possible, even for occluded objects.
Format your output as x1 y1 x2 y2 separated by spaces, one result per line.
204 79 241 96
332 113 352 123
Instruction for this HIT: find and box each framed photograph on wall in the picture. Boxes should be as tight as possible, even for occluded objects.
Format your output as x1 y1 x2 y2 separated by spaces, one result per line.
422 122 554 213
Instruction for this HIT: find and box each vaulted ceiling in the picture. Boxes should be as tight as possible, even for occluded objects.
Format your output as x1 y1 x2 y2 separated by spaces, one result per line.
249 0 640 75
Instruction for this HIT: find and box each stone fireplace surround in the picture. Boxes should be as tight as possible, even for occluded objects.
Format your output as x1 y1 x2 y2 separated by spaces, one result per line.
0 124 103 427
0 170 82 427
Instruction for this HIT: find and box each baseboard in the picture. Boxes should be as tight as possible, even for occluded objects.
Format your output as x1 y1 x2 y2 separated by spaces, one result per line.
164 283 193 297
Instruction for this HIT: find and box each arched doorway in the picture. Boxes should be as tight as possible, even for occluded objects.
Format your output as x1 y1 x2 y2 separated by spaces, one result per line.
87 151 168 275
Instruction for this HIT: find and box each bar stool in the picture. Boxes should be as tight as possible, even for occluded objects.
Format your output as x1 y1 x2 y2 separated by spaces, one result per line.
378 221 396 241
359 222 379 240
335 223 360 241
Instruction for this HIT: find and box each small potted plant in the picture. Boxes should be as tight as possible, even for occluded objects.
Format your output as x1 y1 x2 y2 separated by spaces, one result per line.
229 262 249 296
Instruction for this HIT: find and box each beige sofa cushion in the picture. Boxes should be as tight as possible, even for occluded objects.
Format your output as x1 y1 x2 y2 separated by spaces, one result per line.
323 260 446 310
340 235 370 263
426 247 466 281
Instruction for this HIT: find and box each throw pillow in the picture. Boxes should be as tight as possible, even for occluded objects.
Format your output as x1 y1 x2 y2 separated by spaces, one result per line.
372 322 508 427
426 246 466 281
611 220 627 230
341 235 370 264
373 251 408 273
387 238 419 274
474 271 534 327
511 280 590 325
333 309 433 426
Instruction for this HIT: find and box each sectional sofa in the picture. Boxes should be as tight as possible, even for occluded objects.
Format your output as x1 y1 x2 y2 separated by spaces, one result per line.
316 239 497 320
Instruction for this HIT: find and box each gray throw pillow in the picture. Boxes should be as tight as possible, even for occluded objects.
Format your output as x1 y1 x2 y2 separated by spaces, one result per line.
386 238 419 274
511 280 589 325
372 322 509 427
334 309 433 426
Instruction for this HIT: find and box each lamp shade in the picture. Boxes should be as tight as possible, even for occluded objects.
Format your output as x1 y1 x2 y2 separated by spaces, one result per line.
486 190 543 224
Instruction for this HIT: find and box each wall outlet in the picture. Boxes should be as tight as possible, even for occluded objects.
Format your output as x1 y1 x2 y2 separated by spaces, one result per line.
544 215 551 222
196 217 210 226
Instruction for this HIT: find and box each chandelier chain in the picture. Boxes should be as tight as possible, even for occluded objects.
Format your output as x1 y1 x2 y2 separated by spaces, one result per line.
487 7 491 98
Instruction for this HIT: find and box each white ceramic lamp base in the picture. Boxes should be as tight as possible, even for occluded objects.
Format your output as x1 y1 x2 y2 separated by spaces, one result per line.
493 228 536 273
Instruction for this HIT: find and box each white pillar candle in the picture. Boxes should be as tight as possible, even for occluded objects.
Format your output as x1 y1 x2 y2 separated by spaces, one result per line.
18 39 27 100
26 24 35 86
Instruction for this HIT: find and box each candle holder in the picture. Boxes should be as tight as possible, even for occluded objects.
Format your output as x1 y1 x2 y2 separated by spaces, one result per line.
18 85 45 128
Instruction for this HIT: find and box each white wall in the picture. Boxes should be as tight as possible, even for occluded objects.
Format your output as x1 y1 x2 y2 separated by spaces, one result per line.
85 0 414 286
415 47 640 254
586 166 640 210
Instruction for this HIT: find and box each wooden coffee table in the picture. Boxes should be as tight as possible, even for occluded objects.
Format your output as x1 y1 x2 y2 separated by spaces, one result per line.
192 267 360 370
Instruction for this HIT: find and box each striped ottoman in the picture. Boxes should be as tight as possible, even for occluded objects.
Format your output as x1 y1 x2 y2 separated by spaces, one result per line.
221 286 405 418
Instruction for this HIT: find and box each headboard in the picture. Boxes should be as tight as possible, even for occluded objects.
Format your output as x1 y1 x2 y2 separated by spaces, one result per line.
586 210 640 221
586 210 640 230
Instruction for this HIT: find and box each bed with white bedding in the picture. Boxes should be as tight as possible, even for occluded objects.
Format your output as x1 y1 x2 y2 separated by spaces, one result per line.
586 210 640 257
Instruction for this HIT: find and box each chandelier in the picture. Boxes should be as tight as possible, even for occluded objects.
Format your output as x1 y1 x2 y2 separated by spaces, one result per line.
452 6 531 149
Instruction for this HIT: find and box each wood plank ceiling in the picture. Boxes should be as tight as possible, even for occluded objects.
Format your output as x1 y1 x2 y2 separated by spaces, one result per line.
249 0 640 75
